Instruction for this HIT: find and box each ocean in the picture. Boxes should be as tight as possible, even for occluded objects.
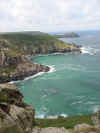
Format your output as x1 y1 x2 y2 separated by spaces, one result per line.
16 30 100 118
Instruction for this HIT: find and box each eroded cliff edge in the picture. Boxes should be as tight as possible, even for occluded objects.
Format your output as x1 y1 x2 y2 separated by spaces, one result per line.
0 49 49 83
0 83 35 133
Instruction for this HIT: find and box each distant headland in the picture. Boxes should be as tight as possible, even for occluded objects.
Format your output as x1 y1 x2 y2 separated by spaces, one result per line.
54 32 80 38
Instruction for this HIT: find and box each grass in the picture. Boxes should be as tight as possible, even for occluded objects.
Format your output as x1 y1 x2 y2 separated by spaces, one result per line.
36 114 93 129
0 32 75 55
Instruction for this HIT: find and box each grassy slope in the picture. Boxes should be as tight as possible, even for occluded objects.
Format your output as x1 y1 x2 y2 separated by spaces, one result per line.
0 32 78 55
36 114 93 129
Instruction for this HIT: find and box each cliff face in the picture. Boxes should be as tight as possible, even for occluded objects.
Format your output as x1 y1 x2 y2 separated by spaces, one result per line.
0 32 80 56
0 83 35 133
0 32 80 82
0 50 49 83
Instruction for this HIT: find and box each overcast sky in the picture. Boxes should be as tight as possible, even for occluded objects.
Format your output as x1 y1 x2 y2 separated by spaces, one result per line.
0 0 100 32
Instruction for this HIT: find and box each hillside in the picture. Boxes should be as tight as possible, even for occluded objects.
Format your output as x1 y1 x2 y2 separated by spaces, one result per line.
0 31 80 83
0 32 80 55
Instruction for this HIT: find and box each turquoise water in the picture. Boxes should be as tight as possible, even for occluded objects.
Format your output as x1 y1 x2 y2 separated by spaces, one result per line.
16 31 100 118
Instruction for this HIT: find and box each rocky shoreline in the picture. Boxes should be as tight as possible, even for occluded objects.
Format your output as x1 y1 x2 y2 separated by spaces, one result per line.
0 50 50 83
0 62 49 83
0 49 81 83
0 83 100 133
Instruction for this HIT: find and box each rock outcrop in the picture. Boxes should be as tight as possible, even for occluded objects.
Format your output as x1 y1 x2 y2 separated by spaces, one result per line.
0 50 49 83
32 127 70 133
92 110 100 125
0 83 35 133
0 32 80 83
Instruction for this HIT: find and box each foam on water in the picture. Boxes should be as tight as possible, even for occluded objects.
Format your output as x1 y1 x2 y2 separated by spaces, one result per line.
9 65 56 84
80 47 94 55
47 65 56 73
35 113 68 119
80 46 100 56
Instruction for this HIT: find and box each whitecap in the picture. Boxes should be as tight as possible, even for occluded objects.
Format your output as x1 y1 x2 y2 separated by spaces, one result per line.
80 47 94 55
35 113 68 119
72 101 83 105
47 65 56 73
80 46 99 55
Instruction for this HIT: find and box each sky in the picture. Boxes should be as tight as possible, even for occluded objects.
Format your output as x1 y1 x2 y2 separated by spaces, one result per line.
0 0 100 32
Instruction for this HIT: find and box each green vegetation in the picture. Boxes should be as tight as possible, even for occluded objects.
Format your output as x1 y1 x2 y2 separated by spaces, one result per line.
0 66 16 75
0 91 8 103
36 114 93 129
0 32 78 55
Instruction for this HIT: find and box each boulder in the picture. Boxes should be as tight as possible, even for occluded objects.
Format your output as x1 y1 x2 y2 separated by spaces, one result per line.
0 83 23 106
9 105 35 133
0 108 24 133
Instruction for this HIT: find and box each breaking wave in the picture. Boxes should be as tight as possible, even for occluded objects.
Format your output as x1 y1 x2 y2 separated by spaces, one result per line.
10 65 56 84
80 46 100 55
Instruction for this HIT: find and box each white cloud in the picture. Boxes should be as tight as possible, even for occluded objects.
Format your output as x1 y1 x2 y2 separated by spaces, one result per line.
0 0 100 32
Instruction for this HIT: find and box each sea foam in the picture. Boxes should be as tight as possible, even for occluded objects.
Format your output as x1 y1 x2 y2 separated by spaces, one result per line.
35 113 68 119
9 65 56 84
80 46 100 55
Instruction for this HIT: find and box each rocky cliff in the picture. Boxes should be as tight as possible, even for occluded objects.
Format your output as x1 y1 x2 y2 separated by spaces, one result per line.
0 32 80 83
0 49 49 83
0 32 80 56
0 83 35 133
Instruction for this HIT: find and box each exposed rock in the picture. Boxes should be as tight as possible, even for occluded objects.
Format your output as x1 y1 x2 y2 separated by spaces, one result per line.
0 51 49 83
0 51 23 67
92 110 100 125
0 102 10 113
74 123 92 132
72 123 100 133
0 83 35 133
0 83 23 106
32 127 70 133
10 105 35 133
0 108 24 133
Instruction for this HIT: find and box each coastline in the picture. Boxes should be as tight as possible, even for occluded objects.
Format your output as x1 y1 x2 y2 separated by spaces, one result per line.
9 65 56 84
9 50 80 84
